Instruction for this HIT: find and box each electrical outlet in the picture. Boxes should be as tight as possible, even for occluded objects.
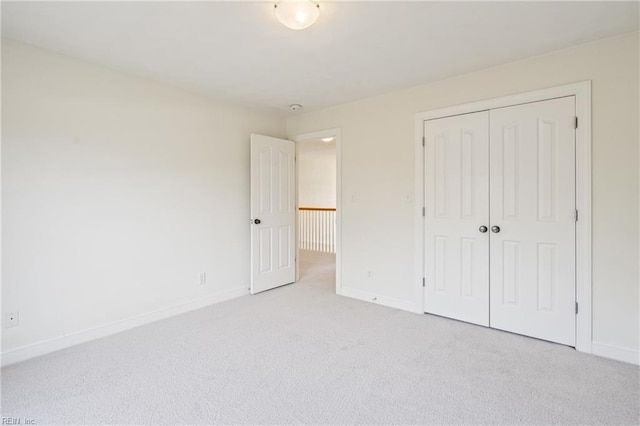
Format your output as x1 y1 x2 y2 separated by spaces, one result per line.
5 311 19 328
199 272 207 285
367 271 374 279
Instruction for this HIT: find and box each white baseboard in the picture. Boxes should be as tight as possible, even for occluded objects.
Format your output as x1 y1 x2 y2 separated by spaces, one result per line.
1 286 249 367
339 286 421 314
592 341 640 365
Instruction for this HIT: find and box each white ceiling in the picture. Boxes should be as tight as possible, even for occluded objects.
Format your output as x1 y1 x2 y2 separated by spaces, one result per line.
2 1 638 115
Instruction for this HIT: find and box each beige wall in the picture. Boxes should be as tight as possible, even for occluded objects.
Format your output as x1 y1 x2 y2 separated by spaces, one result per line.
3 32 638 364
287 32 640 358
298 141 336 208
1 39 286 358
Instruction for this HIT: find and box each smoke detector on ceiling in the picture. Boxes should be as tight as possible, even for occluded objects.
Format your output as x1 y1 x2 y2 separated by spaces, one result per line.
289 104 303 111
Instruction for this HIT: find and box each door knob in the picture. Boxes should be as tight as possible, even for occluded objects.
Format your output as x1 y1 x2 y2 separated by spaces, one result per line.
253 219 261 225
479 226 488 233
491 225 501 233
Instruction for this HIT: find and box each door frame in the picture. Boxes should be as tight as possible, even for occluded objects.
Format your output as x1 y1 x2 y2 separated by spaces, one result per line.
414 81 592 354
291 128 342 294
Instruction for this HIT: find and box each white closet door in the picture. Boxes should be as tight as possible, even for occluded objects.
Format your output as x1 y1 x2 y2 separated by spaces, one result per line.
489 97 576 346
424 111 490 326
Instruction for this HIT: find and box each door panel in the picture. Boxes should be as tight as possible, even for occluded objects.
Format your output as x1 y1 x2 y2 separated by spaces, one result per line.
489 97 576 346
424 111 490 326
250 134 295 294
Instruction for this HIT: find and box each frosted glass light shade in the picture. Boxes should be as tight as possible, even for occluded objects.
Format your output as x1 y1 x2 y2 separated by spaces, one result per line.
275 0 320 30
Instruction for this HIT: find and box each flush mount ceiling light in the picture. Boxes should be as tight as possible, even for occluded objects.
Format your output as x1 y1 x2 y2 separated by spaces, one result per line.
321 137 334 143
274 0 320 30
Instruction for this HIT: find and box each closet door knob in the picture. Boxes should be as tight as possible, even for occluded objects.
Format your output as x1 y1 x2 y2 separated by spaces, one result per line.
253 219 261 225
491 225 501 233
479 226 488 233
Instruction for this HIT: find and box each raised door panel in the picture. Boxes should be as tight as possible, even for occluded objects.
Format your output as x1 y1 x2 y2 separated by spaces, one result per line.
259 149 272 214
424 111 490 326
250 134 296 294
489 97 576 346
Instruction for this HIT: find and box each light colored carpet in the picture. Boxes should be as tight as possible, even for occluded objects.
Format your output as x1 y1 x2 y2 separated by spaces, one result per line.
2 249 639 425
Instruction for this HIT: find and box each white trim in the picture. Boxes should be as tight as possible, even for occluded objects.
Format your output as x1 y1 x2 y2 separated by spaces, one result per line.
417 81 590 122
1 286 249 367
414 81 593 354
291 128 342 294
573 83 592 355
340 286 417 313
592 341 640 365
414 117 426 314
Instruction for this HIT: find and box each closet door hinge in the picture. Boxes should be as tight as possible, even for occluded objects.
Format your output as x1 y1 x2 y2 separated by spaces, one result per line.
575 302 579 315
422 277 426 288
574 209 579 222
422 207 425 217
422 136 425 147
574 116 578 129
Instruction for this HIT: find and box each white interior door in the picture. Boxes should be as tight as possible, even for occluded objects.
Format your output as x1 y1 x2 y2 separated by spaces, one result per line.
424 111 490 326
250 134 296 294
489 97 576 346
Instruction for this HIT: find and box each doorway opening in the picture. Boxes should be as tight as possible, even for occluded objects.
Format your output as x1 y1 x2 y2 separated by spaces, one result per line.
294 129 341 294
